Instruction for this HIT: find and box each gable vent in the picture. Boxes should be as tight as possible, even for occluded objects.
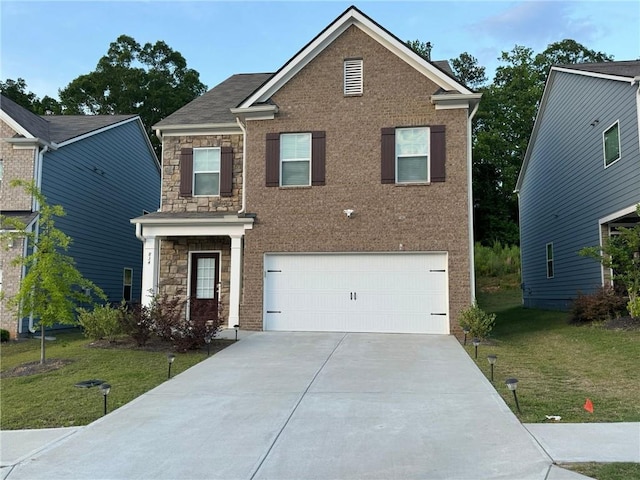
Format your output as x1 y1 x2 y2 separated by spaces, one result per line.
344 59 363 96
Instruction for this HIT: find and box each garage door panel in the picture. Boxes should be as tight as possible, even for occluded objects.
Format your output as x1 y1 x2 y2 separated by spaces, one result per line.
264 253 449 334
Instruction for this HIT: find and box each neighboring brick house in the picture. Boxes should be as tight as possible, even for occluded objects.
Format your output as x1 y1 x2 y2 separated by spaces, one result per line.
516 62 640 310
132 6 481 334
0 95 160 337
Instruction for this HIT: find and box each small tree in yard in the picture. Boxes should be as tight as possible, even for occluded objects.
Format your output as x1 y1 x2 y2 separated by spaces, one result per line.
458 303 496 340
0 181 105 363
580 205 640 318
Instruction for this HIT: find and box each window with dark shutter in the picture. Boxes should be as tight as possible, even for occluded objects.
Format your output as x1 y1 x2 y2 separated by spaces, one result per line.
430 126 446 182
179 148 194 196
381 128 396 184
220 147 233 197
266 133 280 187
311 131 326 186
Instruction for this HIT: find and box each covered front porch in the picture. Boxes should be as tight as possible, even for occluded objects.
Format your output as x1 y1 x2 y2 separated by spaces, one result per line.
130 212 254 328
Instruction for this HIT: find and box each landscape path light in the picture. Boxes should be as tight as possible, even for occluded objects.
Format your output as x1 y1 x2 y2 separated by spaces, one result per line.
462 327 470 346
472 338 480 359
167 353 176 379
234 324 240 342
99 383 111 416
506 378 521 414
487 354 497 382
205 334 212 356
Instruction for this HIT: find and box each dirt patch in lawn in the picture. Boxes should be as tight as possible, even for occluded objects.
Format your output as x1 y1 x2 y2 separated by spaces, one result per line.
1 359 74 378
604 316 640 331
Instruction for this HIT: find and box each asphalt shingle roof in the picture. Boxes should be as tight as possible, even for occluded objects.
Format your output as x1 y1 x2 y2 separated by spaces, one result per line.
559 60 640 78
1 94 137 144
154 73 274 128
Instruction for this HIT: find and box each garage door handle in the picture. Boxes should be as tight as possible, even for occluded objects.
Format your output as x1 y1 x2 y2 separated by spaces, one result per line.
431 313 447 316
350 292 357 300
430 269 446 272
266 310 281 314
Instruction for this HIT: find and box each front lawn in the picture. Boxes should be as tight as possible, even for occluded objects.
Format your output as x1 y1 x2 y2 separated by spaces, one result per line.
0 330 230 429
471 279 640 423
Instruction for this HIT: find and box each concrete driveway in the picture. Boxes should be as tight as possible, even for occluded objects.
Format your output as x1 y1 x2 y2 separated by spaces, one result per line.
4 333 559 479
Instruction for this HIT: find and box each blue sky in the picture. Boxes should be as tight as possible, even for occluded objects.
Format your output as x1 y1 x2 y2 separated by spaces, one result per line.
1 1 639 100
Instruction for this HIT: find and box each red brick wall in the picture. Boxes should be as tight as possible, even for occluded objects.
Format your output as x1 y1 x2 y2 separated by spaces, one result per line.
240 26 472 331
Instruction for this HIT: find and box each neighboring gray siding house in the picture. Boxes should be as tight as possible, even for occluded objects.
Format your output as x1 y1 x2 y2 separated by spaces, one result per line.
516 61 640 310
0 95 160 337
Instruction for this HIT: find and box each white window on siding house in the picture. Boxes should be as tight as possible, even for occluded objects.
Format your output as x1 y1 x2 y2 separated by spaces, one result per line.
280 133 311 186
546 243 554 278
193 148 220 195
603 121 621 167
344 58 363 95
396 127 429 183
123 268 133 302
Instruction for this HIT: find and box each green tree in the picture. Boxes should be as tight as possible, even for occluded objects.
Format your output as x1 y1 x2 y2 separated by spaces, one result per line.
59 35 207 155
1 78 62 114
406 39 432 60
1 181 105 363
450 52 487 89
579 205 640 317
472 41 613 245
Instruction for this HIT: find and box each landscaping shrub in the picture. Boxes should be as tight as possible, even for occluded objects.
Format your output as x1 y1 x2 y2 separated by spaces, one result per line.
458 303 496 340
77 303 123 342
170 298 223 353
150 293 185 341
0 329 10 342
119 302 153 347
570 285 629 324
474 241 520 277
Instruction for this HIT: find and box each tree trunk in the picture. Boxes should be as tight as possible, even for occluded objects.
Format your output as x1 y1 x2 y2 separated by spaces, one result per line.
40 324 46 364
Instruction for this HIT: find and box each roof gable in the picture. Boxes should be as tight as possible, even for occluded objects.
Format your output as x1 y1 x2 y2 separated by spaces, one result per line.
1 94 50 141
238 5 473 108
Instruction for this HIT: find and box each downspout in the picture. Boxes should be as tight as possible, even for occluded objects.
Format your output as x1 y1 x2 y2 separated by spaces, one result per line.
467 101 480 304
236 117 247 214
634 77 640 156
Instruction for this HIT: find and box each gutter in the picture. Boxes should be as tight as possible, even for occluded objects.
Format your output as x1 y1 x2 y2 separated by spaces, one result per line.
236 117 248 214
468 101 480 304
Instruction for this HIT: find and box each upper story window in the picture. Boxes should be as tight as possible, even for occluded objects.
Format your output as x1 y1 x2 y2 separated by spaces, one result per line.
381 126 446 184
603 121 620 167
344 58 363 96
396 127 429 183
265 132 326 187
280 133 311 187
193 148 220 196
546 242 554 278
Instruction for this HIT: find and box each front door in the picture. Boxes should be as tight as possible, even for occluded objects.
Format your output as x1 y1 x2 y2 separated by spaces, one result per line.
190 252 220 321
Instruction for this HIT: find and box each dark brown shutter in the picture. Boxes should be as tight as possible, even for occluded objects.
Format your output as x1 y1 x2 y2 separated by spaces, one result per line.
430 125 446 182
220 146 233 197
265 133 280 187
381 128 395 184
179 148 193 197
311 131 326 186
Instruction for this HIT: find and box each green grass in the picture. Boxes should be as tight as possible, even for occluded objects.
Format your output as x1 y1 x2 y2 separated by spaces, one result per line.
0 331 223 429
563 463 640 480
471 279 640 423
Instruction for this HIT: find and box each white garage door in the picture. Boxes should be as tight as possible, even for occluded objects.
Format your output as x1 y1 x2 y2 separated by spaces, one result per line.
264 253 449 334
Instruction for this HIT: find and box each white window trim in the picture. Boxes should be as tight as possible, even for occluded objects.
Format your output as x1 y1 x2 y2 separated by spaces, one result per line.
280 133 312 187
193 147 221 196
546 242 554 279
395 126 430 184
344 58 363 96
603 120 621 168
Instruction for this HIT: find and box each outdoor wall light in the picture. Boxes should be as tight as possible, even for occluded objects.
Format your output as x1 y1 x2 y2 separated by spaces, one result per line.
487 354 497 382
234 324 240 342
505 378 521 414
99 383 111 416
167 354 176 379
343 209 354 219
472 337 480 359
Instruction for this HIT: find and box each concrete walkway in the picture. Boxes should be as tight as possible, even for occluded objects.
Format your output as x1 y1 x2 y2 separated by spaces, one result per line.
0 332 633 479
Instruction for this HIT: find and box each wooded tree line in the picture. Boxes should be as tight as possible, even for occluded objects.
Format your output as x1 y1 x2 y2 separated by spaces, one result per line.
1 36 613 245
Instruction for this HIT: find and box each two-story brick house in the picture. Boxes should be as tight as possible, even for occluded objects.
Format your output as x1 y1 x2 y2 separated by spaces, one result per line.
132 6 481 335
1 95 160 337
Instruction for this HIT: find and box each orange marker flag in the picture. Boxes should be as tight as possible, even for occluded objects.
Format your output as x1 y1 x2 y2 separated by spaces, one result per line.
584 398 594 413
